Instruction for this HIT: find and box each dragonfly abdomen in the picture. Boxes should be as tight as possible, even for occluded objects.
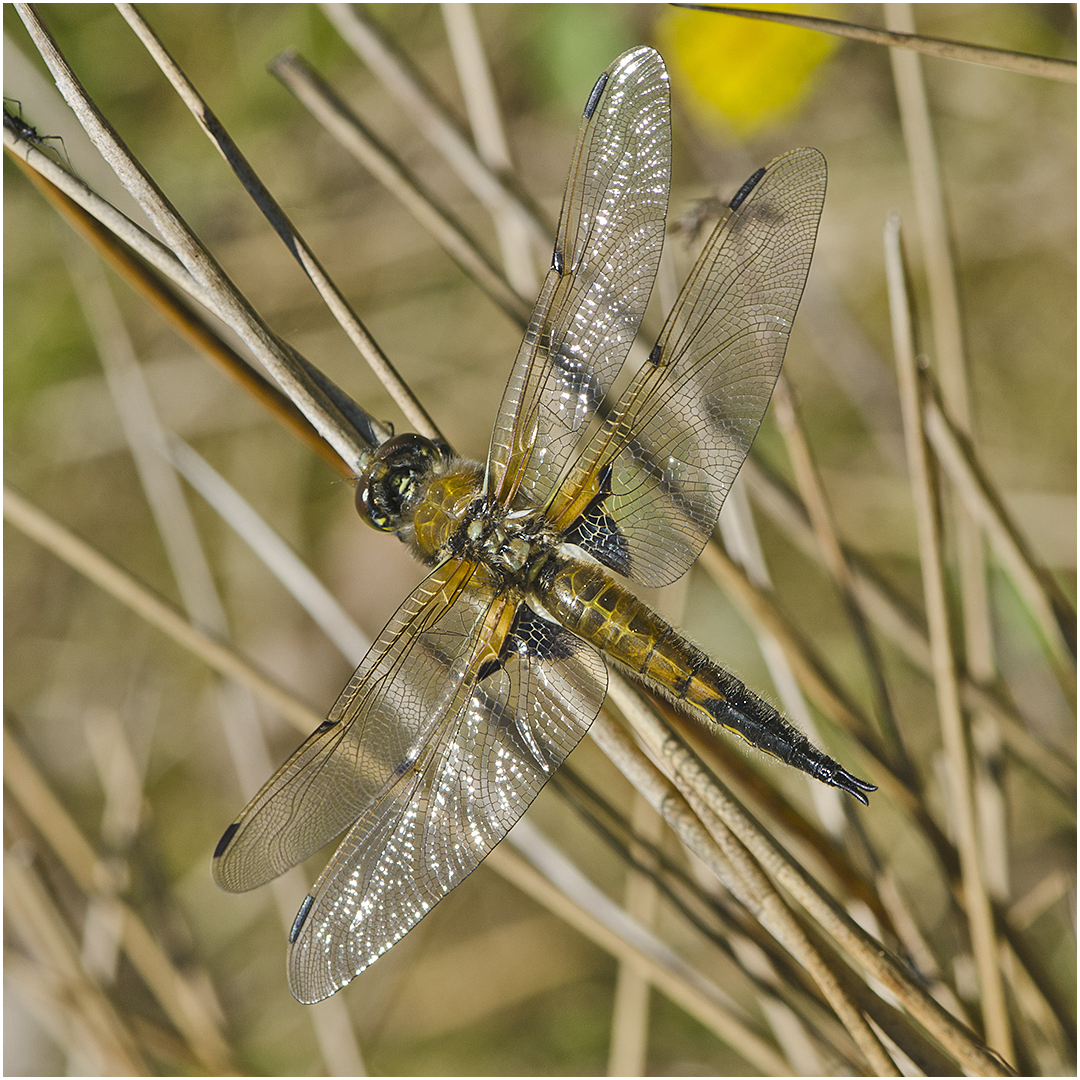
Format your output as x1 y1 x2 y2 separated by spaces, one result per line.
537 553 874 804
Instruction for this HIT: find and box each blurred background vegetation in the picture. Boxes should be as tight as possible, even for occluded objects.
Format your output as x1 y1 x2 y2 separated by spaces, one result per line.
4 4 1075 1075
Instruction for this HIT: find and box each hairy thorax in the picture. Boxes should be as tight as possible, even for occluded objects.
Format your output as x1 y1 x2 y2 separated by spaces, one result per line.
356 433 557 582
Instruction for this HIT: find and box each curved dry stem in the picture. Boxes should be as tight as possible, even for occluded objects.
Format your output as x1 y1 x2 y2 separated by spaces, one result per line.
611 676 1013 1076
269 48 531 328
741 458 1076 805
321 3 554 249
3 486 325 735
598 684 898 1075
440 1 540 298
5 147 361 477
4 850 151 1075
487 833 793 1075
771 376 908 768
920 371 1077 674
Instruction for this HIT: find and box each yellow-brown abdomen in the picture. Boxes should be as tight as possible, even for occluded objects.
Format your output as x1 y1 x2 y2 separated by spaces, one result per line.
534 554 710 701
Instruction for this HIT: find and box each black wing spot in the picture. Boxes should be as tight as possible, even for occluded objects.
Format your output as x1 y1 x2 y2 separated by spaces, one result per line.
647 342 663 366
552 249 564 275
583 72 609 119
213 821 240 859
478 605 576 685
290 894 315 943
729 166 766 210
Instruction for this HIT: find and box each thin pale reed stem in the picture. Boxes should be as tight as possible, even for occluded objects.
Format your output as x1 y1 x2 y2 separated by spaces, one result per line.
322 3 554 249
615 673 1011 1076
920 371 1076 674
116 2 436 446
269 49 532 327
440 2 540 297
884 215 1013 1067
5 729 235 1073
772 376 909 770
3 486 325 735
16 3 370 473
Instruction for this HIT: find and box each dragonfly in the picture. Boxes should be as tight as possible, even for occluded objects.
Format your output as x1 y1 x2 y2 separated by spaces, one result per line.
213 45 874 1004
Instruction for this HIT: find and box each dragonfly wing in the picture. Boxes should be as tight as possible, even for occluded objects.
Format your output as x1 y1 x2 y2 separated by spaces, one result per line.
486 46 670 508
287 603 608 1003
212 557 489 893
551 148 827 586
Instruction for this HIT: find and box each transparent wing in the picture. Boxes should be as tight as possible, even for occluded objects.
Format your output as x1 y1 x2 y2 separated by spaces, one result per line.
486 45 670 509
212 557 487 893
549 148 827 586
287 603 607 1003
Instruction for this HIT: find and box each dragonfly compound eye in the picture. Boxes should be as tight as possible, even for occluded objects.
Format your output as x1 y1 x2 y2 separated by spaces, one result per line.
356 433 443 531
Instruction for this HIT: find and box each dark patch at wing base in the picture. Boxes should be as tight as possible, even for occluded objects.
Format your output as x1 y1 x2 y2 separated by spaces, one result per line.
561 463 633 577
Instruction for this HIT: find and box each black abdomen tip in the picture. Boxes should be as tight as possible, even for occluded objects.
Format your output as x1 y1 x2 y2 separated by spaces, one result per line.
829 767 876 805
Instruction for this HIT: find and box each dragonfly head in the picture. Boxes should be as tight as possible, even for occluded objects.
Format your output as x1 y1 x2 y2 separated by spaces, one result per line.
356 433 445 532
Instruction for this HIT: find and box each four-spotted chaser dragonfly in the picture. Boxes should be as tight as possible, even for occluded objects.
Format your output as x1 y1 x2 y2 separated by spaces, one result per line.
213 45 874 1004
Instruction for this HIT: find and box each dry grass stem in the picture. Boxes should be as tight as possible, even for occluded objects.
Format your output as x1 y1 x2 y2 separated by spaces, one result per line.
672 4 1077 82
5 730 235 1073
884 215 1012 1065
920 374 1077 674
3 486 325 735
164 436 370 664
620 683 1011 1075
440 2 540 298
742 459 1075 805
15 3 370 472
322 3 553 249
771 376 908 767
4 851 151 1075
269 48 532 328
886 24 1010 1031
8 155 352 473
493 825 793 1075
115 3 438 447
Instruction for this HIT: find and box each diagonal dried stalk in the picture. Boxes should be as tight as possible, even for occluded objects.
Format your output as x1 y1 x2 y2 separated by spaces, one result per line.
14 3 370 473
5 728 234 1074
115 2 437 448
670 3 1077 82
885 214 1010 1063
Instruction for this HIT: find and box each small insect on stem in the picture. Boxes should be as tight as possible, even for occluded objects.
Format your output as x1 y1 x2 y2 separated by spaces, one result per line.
3 99 75 172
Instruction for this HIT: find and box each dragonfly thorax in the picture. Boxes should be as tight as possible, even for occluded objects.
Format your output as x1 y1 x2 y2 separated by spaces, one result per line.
412 477 554 578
